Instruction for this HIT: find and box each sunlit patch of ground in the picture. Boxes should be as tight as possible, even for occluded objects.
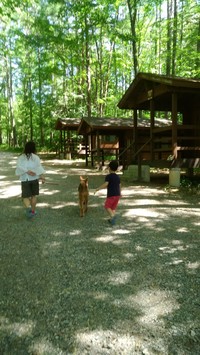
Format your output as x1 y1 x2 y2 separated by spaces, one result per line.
0 153 199 354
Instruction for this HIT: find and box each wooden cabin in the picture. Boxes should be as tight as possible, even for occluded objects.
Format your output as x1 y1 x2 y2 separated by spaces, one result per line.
77 117 134 167
118 72 200 170
54 73 200 173
77 116 175 168
55 118 81 158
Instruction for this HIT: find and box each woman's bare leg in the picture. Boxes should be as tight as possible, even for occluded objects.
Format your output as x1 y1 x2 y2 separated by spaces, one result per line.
30 195 37 212
23 197 31 209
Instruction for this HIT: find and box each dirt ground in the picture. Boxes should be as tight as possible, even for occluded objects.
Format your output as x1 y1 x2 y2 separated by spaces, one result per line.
0 152 199 355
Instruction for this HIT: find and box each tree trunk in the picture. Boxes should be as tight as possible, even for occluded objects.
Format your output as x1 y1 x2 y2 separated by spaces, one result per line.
166 0 173 75
37 47 44 145
84 13 92 118
28 78 33 141
172 0 177 75
196 18 200 75
127 0 138 76
7 52 17 147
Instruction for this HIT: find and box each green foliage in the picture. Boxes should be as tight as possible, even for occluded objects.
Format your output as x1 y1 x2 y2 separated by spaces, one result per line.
0 0 199 147
0 144 22 153
180 177 193 189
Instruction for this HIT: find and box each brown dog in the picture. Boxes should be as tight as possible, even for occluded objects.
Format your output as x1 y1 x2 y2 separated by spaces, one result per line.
78 176 89 217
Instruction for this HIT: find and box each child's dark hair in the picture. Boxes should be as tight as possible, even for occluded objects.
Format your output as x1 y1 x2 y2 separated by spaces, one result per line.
108 160 118 171
24 141 36 157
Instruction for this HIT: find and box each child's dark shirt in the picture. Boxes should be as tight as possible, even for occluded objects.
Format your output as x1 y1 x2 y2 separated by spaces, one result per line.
105 173 120 197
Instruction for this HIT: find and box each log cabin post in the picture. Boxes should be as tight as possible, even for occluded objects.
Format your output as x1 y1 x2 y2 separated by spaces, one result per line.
60 130 62 156
85 134 89 166
150 99 155 160
96 130 101 165
63 130 66 158
133 109 141 180
133 109 138 160
91 134 94 167
66 130 71 160
88 134 91 166
138 153 142 181
172 92 178 159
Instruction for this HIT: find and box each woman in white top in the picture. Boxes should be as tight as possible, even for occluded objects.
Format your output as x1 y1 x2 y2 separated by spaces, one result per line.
15 141 45 218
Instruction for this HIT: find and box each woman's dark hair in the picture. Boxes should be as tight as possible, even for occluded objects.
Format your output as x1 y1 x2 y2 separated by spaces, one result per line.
24 141 36 158
108 160 118 171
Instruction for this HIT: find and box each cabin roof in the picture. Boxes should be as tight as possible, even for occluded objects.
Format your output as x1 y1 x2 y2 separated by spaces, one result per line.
55 118 81 130
55 116 172 134
78 116 172 134
78 117 133 134
117 72 200 111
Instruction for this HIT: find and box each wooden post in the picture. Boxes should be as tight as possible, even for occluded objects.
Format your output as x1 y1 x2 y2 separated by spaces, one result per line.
66 130 71 160
63 130 66 158
60 130 63 155
133 109 138 161
172 92 178 158
97 130 101 164
85 134 88 167
91 134 94 167
150 99 155 160
102 149 104 166
138 154 142 181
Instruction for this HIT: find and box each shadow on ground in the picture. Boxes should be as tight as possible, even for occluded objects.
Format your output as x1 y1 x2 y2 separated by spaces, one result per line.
0 153 199 354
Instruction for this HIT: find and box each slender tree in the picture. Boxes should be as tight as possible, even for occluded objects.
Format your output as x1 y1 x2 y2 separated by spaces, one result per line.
0 0 199 146
126 0 139 76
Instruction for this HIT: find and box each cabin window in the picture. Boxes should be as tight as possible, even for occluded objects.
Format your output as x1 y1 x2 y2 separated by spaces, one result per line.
101 135 117 143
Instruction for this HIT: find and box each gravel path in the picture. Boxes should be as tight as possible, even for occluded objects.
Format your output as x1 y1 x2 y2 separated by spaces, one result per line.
0 152 199 355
